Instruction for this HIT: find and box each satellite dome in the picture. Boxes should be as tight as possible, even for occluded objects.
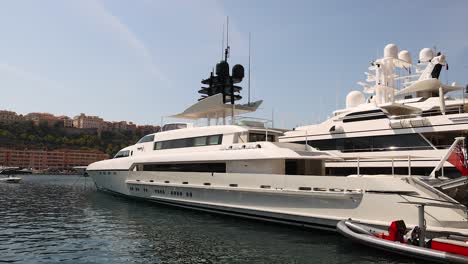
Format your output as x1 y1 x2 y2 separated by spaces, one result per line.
346 91 365 108
398 50 412 64
419 48 434 63
216 61 230 78
384 43 399 59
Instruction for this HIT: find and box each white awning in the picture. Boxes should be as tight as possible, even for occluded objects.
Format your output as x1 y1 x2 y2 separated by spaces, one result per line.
169 94 263 120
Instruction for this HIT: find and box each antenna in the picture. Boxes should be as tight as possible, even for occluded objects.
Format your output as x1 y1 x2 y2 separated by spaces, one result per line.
224 16 230 61
248 32 251 105
221 24 224 61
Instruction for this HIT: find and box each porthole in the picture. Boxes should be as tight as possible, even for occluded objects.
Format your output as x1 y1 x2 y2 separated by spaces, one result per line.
164 181 170 183
203 183 211 186
183 181 188 184
260 185 271 189
229 184 238 187
313 187 327 192
150 180 154 182
299 187 312 191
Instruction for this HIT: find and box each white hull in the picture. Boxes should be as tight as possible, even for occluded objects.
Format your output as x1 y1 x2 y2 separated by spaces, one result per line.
90 170 468 235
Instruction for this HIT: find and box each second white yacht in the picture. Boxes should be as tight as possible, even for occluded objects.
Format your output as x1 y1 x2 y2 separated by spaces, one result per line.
280 44 468 177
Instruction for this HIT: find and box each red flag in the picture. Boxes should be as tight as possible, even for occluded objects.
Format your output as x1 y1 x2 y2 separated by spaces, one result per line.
447 143 468 176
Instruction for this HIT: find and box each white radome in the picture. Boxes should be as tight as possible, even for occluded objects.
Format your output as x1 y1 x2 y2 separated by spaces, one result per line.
419 48 434 63
346 90 365 108
398 50 412 64
384 43 399 59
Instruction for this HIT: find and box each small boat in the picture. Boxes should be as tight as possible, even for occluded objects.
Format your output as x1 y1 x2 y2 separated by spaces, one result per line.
0 175 22 183
337 219 468 264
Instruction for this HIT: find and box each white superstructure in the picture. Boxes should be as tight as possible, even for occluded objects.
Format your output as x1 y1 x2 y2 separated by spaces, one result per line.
280 44 468 177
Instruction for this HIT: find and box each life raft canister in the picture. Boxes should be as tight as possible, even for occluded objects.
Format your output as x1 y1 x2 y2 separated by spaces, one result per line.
376 220 407 243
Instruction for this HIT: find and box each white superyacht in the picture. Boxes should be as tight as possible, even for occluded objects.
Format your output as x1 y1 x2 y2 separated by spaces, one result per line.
280 44 468 177
87 51 468 236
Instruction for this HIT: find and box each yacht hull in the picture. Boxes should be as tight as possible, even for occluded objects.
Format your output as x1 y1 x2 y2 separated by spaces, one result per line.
89 170 468 236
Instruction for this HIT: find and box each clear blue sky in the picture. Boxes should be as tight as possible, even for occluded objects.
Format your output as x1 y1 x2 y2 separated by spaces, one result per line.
0 0 467 128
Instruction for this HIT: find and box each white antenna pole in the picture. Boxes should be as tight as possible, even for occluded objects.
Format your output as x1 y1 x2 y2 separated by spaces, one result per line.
221 24 224 61
271 108 274 128
248 32 251 105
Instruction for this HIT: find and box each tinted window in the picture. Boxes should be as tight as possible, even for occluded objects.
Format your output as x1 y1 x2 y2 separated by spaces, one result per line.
142 163 226 173
342 110 388 123
137 135 154 143
208 135 222 145
372 134 430 151
161 123 187 132
194 137 207 146
114 150 130 158
154 134 223 150
248 133 275 142
300 134 431 152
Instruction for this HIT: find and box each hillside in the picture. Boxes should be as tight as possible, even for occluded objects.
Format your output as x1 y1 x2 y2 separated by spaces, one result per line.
0 121 155 156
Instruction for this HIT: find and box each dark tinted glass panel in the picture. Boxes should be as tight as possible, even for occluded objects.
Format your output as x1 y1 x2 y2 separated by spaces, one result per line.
285 160 298 175
372 134 430 151
142 163 226 173
345 109 384 117
423 132 468 149
249 133 275 142
297 134 431 152
114 150 130 158
137 135 154 143
154 134 223 150
343 114 387 123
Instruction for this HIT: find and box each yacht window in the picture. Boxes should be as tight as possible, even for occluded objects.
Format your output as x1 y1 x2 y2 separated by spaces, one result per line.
137 135 155 144
285 159 324 175
161 123 187 132
423 132 467 149
208 135 222 145
155 142 163 150
345 109 383 117
342 109 387 123
299 133 432 152
194 137 207 146
113 150 130 158
372 134 430 151
248 133 275 142
142 163 226 173
154 134 223 150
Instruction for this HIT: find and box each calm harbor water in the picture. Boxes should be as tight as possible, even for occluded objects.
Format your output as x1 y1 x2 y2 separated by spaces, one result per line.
0 175 423 264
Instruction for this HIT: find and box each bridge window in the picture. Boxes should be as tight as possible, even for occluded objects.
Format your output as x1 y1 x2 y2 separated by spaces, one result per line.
248 133 275 142
137 135 154 144
153 134 223 150
113 150 130 158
